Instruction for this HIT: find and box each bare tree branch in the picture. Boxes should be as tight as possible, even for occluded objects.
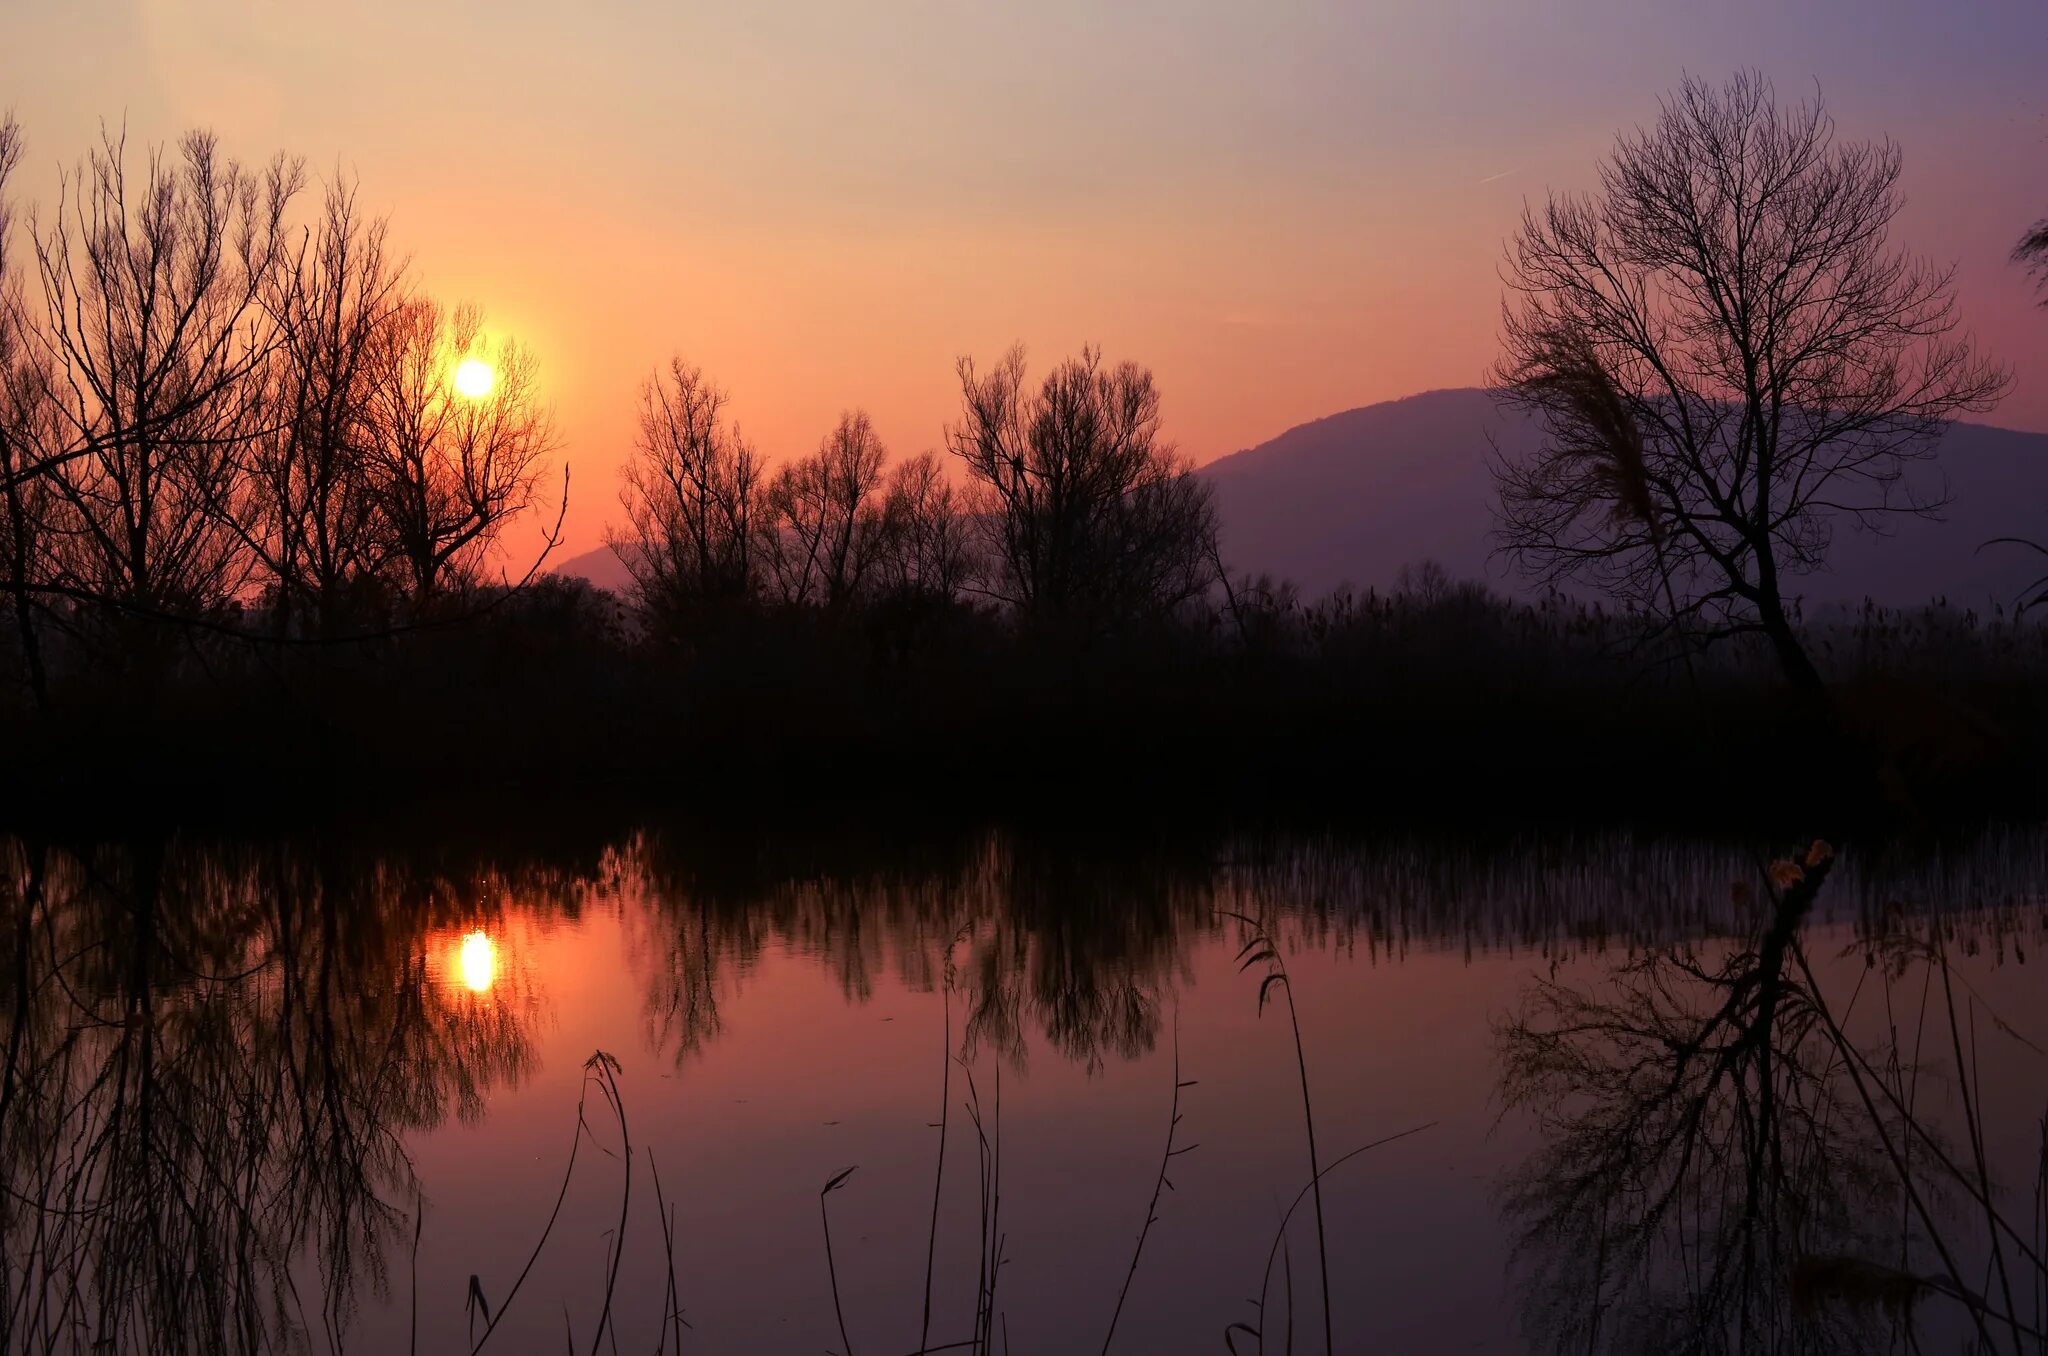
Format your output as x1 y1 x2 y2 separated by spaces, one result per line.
1493 73 2010 693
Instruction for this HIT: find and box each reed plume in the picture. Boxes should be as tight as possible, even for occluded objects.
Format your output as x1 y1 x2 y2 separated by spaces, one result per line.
1512 322 1660 542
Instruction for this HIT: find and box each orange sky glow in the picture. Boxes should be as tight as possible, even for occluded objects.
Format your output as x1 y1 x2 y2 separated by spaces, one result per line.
3 1 2043 561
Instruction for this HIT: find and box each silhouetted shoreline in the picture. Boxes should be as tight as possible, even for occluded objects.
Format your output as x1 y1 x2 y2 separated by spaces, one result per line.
3 577 2039 833
0 89 2042 841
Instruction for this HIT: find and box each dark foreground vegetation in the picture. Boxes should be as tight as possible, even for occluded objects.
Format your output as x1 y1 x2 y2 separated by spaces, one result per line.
1 73 2045 829
6 570 2045 831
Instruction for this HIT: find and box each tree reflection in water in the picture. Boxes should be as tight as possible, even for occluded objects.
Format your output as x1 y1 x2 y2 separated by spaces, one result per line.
0 836 545 1354
1498 842 2047 1355
0 823 2043 1352
615 826 1204 1072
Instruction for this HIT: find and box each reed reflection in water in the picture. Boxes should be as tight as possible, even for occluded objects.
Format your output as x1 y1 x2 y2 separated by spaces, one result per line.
0 825 2041 1353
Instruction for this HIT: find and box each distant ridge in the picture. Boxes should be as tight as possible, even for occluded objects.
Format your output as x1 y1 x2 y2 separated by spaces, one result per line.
554 540 635 594
557 387 2048 609
1205 387 2048 608
1199 388 1521 598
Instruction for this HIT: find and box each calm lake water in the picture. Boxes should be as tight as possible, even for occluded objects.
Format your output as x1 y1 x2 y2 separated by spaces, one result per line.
3 823 2045 1354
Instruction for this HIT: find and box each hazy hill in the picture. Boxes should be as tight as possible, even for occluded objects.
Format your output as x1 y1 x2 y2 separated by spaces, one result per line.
1199 388 1520 598
558 387 2048 609
555 539 635 593
1205 387 2047 609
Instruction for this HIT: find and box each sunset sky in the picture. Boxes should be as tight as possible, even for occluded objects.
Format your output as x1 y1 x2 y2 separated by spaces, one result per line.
4 0 2044 556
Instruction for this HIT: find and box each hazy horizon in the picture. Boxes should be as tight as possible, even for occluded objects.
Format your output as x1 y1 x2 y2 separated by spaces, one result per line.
5 1 2043 559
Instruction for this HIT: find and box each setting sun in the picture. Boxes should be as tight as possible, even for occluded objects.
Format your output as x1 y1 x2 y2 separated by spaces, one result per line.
457 930 497 993
453 357 495 400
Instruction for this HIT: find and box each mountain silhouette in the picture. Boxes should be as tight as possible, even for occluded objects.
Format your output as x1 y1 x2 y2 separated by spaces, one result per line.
1204 388 2048 608
555 541 634 593
557 387 2048 609
1199 388 1522 598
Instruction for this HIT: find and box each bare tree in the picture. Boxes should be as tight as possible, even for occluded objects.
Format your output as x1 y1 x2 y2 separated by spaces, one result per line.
363 297 557 609
20 128 304 644
1493 73 2009 693
0 113 53 703
759 409 889 610
610 358 763 630
947 345 1217 633
0 363 58 706
876 450 974 604
243 177 404 636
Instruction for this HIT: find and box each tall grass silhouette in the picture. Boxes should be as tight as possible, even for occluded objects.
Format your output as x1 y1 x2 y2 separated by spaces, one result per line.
1223 910 1335 1355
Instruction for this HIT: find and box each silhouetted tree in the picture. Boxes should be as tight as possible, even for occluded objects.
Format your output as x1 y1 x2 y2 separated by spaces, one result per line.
0 114 52 704
243 177 404 636
877 450 974 603
363 298 557 608
611 358 763 632
947 345 1217 634
1494 73 2009 693
22 129 304 652
760 409 889 610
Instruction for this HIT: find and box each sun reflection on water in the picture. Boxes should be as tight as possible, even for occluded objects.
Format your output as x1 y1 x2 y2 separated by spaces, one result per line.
457 931 497 993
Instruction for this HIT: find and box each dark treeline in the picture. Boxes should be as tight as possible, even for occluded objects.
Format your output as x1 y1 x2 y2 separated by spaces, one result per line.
1 77 2044 826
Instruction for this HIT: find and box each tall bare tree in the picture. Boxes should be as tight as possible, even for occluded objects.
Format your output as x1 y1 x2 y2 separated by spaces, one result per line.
21 129 304 642
0 114 53 703
1494 73 2008 693
876 450 974 604
759 409 889 610
244 177 404 636
363 298 556 609
947 345 1217 633
610 358 763 630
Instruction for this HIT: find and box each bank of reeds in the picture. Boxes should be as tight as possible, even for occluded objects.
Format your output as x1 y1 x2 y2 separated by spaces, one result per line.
6 575 2044 831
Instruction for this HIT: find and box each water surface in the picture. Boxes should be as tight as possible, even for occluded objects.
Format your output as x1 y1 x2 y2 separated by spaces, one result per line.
3 825 2043 1353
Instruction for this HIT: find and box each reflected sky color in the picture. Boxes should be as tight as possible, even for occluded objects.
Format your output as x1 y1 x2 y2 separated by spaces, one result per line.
2 827 2043 1351
393 836 2048 1352
2 2 2043 557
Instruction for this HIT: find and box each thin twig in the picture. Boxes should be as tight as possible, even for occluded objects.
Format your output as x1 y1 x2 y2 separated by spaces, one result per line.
921 983 951 1355
1102 1018 1196 1354
820 1165 859 1356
